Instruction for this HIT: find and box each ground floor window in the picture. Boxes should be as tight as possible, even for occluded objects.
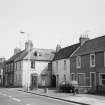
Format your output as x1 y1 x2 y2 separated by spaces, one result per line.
56 75 59 87
71 73 75 81
100 74 105 85
78 73 85 86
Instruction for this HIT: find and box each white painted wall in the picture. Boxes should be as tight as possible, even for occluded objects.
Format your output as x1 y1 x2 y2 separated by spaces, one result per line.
22 60 50 88
52 58 70 87
14 61 23 87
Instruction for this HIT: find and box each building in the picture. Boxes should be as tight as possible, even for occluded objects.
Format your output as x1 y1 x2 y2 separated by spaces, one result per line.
0 58 5 86
70 35 105 93
52 43 80 87
4 40 55 89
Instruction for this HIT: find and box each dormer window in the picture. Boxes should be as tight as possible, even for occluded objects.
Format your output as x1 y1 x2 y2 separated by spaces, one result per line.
34 52 37 56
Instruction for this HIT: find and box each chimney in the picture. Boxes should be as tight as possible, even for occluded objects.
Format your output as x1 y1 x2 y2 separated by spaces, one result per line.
14 47 21 55
56 44 61 52
0 58 5 63
79 34 89 45
25 40 33 51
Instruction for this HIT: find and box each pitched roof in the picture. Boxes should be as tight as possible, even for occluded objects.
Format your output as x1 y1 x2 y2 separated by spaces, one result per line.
7 50 28 63
25 48 55 61
6 48 55 63
72 35 105 56
53 43 80 60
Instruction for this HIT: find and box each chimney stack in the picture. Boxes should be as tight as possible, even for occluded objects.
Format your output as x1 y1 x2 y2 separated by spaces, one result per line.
79 34 90 45
25 40 33 51
14 47 21 55
56 44 61 52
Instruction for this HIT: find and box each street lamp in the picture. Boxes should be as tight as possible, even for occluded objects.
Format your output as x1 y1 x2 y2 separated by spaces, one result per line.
20 31 30 91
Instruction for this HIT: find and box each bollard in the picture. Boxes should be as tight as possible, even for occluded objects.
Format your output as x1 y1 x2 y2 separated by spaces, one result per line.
44 88 48 93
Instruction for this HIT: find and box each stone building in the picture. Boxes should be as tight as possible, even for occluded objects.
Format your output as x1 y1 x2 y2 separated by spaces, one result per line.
4 40 55 89
52 43 80 87
70 35 105 93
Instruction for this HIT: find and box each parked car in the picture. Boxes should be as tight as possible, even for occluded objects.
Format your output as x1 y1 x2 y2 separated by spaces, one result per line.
59 81 79 93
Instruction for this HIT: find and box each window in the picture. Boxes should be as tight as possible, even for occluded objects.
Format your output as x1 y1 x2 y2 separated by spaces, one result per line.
39 52 42 56
31 61 35 69
90 54 95 67
76 56 81 68
64 74 66 81
71 73 75 81
56 61 58 72
64 60 66 70
34 51 37 56
100 74 105 85
104 51 105 66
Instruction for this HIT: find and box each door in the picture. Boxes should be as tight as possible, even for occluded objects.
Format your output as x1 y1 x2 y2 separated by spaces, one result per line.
52 75 56 87
31 74 38 89
90 72 96 89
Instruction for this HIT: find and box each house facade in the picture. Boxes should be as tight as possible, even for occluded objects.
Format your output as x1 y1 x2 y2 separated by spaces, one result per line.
52 43 80 87
0 58 5 86
70 35 105 93
4 40 55 89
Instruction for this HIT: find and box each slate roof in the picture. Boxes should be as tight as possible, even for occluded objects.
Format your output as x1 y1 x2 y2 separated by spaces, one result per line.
7 48 55 62
27 48 55 61
53 43 80 60
7 50 28 63
72 35 105 57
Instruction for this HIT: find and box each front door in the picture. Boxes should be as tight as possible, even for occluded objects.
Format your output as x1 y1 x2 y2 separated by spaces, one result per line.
31 74 38 89
90 72 96 90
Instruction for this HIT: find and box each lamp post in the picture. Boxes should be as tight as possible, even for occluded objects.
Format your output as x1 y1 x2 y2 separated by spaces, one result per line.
20 31 30 91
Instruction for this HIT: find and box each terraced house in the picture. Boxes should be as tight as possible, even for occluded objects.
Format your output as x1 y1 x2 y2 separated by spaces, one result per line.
4 40 55 89
52 43 80 87
70 35 105 93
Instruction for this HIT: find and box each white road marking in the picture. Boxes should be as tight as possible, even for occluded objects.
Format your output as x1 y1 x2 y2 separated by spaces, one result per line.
26 104 30 105
11 97 21 102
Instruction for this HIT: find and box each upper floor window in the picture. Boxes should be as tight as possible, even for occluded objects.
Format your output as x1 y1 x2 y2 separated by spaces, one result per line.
56 61 58 71
90 54 95 67
76 56 81 68
64 60 66 70
64 74 66 81
31 61 35 69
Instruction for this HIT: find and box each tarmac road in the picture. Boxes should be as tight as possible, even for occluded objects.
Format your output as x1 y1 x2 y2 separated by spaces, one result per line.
0 88 79 105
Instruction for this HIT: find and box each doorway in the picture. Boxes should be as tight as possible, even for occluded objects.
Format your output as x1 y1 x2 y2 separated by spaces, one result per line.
52 75 56 87
90 72 96 90
31 74 38 89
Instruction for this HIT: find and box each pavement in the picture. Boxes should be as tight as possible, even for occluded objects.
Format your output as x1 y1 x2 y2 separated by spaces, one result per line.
17 88 105 105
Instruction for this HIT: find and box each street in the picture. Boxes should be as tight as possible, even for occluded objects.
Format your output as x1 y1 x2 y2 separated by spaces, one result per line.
0 88 78 105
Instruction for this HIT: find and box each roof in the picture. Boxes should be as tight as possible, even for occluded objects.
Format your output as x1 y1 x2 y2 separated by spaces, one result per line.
72 35 105 57
25 48 55 61
7 50 28 63
53 43 80 60
7 48 55 62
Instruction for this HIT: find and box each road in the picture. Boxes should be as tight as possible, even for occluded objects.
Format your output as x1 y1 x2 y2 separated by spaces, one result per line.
0 88 79 105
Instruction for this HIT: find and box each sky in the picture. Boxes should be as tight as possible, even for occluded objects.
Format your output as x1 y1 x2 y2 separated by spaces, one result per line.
0 0 105 59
